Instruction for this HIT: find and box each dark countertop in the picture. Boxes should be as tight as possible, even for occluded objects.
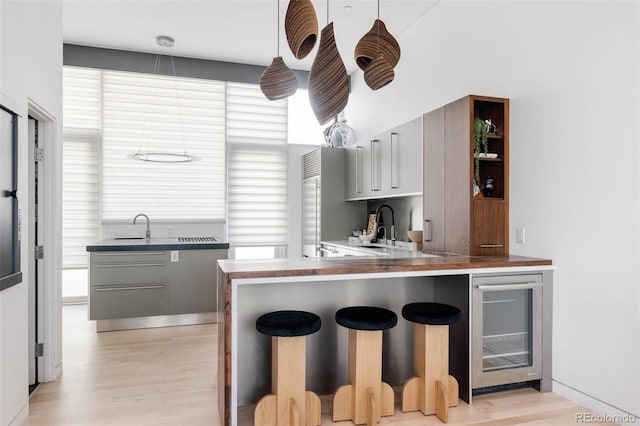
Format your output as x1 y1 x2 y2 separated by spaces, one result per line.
86 237 229 252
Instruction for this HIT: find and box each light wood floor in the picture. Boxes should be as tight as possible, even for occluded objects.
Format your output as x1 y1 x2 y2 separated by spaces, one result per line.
24 305 606 425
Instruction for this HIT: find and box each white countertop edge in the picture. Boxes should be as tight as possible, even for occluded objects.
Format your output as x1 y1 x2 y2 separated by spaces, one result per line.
230 265 555 286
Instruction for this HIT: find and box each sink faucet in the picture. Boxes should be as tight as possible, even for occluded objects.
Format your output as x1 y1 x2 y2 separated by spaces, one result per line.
377 225 387 245
375 204 395 246
133 213 150 240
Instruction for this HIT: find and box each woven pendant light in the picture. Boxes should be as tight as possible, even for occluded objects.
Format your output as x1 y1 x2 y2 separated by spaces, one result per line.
354 19 400 71
308 22 349 125
260 0 298 100
285 0 319 59
364 54 394 90
260 57 298 100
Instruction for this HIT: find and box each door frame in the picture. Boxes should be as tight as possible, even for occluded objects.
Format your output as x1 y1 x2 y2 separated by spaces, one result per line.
27 99 62 382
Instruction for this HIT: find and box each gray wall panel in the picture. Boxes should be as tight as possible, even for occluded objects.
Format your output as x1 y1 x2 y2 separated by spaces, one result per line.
63 44 310 87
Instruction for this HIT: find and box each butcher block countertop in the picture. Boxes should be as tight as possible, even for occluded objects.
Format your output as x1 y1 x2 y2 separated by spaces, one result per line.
217 253 553 279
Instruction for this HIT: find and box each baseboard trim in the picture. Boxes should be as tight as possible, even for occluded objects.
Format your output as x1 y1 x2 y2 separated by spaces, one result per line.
553 380 639 423
96 312 216 332
8 401 28 426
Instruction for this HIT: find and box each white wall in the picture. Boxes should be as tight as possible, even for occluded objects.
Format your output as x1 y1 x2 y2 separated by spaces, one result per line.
346 0 639 418
0 1 63 425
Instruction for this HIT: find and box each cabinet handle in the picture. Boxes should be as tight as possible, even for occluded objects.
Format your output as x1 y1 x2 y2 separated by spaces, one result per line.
95 252 165 256
424 219 432 242
476 282 543 291
479 244 504 248
371 139 380 191
356 146 363 194
390 132 399 189
95 263 165 268
95 285 165 292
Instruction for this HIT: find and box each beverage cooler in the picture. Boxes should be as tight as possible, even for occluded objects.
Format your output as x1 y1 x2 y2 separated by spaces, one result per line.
472 274 543 389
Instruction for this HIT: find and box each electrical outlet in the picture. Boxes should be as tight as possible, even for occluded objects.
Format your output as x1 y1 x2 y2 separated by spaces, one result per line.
171 251 179 262
516 228 525 244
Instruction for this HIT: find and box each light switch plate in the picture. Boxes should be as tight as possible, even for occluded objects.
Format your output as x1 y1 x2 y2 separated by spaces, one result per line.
516 228 525 244
171 251 179 262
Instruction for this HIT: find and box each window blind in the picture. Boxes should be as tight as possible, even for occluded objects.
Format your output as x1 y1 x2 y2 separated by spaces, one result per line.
227 83 288 246
101 70 226 221
62 67 101 268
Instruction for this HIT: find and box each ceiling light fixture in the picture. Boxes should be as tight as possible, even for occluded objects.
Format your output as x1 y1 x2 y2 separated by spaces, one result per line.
308 0 349 125
285 0 319 60
133 36 194 163
260 0 298 100
354 0 401 90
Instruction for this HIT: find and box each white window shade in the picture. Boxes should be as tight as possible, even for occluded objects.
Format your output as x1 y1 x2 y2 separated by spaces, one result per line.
101 70 226 221
62 67 101 268
227 83 288 246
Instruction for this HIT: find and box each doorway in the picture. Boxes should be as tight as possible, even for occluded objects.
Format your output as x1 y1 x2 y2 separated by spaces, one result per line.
27 116 44 394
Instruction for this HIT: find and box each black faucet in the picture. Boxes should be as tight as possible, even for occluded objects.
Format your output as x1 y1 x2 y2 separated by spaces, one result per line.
375 204 395 246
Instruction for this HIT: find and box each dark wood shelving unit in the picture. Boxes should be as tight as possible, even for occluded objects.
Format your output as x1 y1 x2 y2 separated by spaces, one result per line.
423 95 509 256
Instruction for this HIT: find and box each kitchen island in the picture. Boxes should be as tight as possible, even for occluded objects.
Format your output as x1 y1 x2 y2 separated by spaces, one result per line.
217 254 553 426
87 237 229 331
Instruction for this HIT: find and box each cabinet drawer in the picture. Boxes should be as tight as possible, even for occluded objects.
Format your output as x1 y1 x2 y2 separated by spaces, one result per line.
90 262 169 287
89 283 169 320
90 251 168 264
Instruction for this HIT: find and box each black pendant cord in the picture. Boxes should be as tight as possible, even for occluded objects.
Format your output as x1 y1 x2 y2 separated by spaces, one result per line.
377 0 381 54
277 0 280 56
326 0 329 25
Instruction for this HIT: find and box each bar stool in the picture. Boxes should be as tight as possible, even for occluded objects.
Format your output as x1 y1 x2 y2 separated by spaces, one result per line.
254 310 322 426
401 302 462 423
333 306 397 426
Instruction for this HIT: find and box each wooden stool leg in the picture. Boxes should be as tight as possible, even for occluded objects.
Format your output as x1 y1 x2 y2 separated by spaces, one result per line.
435 380 448 422
402 323 456 419
333 384 353 421
273 336 307 426
305 391 321 426
351 329 382 424
254 394 276 426
448 375 459 407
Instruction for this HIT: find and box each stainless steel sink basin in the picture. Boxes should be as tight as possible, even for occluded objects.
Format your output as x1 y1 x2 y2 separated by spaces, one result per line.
358 245 386 249
113 237 144 240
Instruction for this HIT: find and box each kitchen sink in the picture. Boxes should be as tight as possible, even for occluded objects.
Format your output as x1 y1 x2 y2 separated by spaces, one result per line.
358 245 387 249
113 237 144 240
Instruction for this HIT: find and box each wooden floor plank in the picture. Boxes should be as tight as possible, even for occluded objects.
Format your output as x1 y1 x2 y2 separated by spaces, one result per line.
24 305 605 425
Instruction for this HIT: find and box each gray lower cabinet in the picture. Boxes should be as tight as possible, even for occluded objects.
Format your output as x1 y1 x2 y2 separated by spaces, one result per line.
169 249 226 315
89 249 226 320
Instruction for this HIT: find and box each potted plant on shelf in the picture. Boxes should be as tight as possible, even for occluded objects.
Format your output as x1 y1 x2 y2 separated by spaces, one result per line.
473 117 489 196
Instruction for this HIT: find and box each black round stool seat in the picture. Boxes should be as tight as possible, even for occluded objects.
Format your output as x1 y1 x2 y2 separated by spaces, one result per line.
402 302 461 326
335 306 397 331
256 310 321 337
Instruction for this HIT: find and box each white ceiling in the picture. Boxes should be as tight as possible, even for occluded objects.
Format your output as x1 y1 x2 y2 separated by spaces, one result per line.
63 0 438 74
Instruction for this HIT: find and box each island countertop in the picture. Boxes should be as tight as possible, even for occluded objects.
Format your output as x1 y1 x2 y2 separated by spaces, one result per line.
217 253 552 279
217 253 554 426
86 237 229 252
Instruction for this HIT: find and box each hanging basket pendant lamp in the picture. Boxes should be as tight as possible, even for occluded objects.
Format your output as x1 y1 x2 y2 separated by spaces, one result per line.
308 21 349 125
364 54 394 90
363 12 394 91
354 19 400 71
285 0 319 59
260 0 298 100
354 0 401 91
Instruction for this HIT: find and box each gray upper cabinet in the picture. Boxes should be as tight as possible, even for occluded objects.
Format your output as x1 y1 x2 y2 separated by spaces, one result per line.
345 117 423 200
